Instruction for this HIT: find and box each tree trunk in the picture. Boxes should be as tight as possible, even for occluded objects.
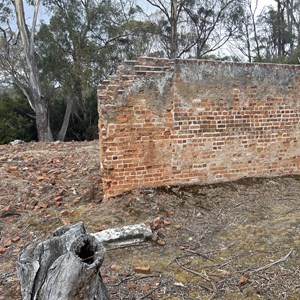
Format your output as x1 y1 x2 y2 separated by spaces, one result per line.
250 0 261 61
35 101 53 141
170 0 178 58
57 94 74 141
277 1 285 57
17 222 110 300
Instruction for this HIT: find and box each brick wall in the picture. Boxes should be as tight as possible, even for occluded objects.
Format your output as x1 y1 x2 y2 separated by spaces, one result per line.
98 57 300 199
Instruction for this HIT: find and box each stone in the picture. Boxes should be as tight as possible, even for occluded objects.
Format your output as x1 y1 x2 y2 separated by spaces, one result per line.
157 238 165 246
2 205 11 212
10 139 23 146
134 266 151 274
60 210 69 217
127 282 137 289
110 264 121 271
141 283 151 292
53 196 63 202
163 220 171 226
37 202 48 209
25 204 35 210
92 223 152 247
12 236 21 243
4 239 12 248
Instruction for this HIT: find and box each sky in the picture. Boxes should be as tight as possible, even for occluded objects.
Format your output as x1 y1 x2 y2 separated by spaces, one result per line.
255 0 276 13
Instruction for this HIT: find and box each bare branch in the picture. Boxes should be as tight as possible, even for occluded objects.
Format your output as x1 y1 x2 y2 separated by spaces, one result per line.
145 0 170 19
30 0 41 55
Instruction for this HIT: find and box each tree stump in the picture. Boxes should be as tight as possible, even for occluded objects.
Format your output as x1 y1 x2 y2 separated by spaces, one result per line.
16 222 110 300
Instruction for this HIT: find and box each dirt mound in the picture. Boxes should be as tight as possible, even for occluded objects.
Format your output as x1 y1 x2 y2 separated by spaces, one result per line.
0 141 299 299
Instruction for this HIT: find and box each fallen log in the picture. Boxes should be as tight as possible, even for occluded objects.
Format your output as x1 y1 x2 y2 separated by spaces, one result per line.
17 222 110 300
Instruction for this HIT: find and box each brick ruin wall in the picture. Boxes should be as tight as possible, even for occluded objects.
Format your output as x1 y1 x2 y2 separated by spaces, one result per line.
98 57 300 199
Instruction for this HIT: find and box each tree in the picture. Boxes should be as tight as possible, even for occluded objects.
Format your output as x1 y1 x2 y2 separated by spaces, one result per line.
14 0 52 140
230 0 263 62
1 0 148 141
279 0 300 54
0 0 53 141
144 0 242 59
37 0 147 140
182 0 243 58
254 0 299 61
145 0 188 58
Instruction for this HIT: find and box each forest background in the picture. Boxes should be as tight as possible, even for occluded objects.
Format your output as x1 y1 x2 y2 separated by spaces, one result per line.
0 0 298 144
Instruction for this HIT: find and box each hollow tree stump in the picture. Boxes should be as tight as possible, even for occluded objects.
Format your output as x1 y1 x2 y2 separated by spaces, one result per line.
16 222 110 300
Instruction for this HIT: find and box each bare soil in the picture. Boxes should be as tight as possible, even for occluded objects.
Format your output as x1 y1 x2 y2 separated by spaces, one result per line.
0 140 300 300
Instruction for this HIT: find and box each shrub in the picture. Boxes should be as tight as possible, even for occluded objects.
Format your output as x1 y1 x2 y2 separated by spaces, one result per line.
0 93 37 144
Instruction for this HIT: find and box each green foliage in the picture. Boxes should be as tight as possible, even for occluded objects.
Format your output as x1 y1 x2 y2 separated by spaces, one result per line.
0 93 37 144
66 89 99 141
35 0 156 141
0 1 11 23
48 89 98 141
35 0 111 141
285 47 300 64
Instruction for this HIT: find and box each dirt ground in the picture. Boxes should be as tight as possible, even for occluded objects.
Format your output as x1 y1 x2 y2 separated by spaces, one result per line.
0 140 300 300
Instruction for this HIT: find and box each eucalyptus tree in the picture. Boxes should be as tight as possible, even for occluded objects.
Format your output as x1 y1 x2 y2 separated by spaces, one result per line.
229 0 263 62
144 0 243 59
144 0 189 58
37 0 152 140
182 0 243 58
37 0 106 140
277 0 300 57
1 0 149 141
255 0 300 61
0 0 53 141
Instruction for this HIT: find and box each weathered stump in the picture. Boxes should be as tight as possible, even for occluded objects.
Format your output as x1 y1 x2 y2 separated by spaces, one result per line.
16 222 110 300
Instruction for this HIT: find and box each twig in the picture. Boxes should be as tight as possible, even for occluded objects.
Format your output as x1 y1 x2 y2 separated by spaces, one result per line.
282 208 300 217
108 242 150 251
168 253 202 266
0 211 22 218
138 283 162 300
112 274 160 287
19 224 31 235
81 255 95 262
175 258 214 293
185 249 213 261
136 274 161 281
186 227 195 234
111 275 134 287
218 241 237 251
243 250 293 274
203 253 239 269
